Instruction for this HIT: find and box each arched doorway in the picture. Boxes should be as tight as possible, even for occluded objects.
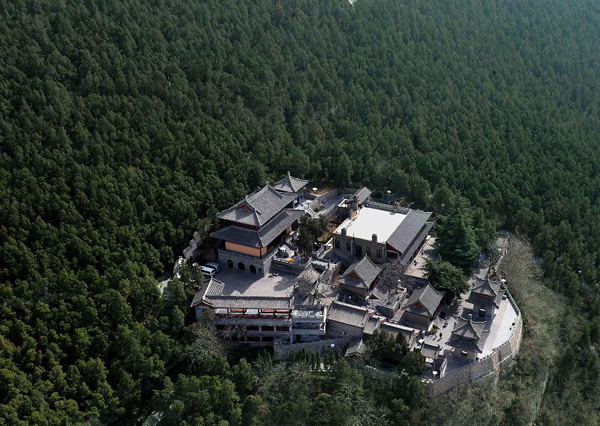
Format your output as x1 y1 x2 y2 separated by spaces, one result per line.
249 265 257 274
227 259 233 268
238 262 245 271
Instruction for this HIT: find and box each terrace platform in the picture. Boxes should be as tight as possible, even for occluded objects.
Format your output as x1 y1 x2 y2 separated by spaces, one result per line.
213 267 298 298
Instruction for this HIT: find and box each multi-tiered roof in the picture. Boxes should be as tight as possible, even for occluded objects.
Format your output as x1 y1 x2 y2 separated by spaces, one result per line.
448 315 490 353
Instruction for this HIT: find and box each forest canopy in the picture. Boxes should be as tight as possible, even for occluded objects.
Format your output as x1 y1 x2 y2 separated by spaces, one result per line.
1 0 600 424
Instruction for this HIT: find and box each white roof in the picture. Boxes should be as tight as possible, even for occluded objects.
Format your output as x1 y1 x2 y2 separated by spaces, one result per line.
334 207 407 242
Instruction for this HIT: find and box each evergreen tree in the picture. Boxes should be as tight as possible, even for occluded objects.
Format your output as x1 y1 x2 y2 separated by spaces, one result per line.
425 260 469 300
435 199 480 271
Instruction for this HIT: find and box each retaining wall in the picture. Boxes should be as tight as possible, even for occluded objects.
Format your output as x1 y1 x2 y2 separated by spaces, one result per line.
425 289 522 397
273 337 352 360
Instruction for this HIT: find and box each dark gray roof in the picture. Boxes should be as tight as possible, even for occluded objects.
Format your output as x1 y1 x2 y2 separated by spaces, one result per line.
203 296 293 310
328 301 369 328
387 210 432 254
469 278 503 308
353 187 372 205
472 278 502 297
420 343 441 359
190 278 225 307
363 316 383 335
273 172 309 193
399 222 434 266
345 337 368 357
211 209 303 247
191 278 293 310
217 184 297 227
339 256 382 290
405 284 443 317
448 316 489 353
378 322 418 346
298 267 320 283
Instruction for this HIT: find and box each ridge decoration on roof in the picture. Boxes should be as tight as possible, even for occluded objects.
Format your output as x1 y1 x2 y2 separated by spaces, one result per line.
273 171 309 194
448 315 490 353
469 277 504 308
472 278 502 297
405 284 443 317
211 209 303 248
217 183 297 227
339 256 382 290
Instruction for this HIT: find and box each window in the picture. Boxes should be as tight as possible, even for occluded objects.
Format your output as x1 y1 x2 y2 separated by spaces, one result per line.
250 265 257 273
335 238 340 249
227 259 233 268
346 241 351 251
366 246 371 256
376 248 382 258
238 262 245 271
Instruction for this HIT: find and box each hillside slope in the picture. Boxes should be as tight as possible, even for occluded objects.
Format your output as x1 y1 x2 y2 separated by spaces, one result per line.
2 0 600 423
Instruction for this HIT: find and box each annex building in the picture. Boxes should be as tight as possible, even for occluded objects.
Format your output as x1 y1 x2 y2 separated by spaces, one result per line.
332 202 432 267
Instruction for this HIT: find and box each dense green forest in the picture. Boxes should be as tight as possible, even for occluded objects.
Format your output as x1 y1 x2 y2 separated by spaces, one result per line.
2 0 600 424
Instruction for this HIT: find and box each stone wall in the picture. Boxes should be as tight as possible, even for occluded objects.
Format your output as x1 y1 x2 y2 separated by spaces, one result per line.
425 291 523 397
218 248 274 276
273 337 352 360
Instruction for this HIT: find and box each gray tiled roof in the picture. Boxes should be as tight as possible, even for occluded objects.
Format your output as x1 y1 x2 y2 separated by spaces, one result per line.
387 210 432 254
399 222 434 266
420 343 441 359
190 278 225 307
191 278 293 310
339 256 382 290
353 187 372 205
217 184 297 227
363 315 383 335
469 278 503 308
448 316 489 353
328 301 369 328
211 209 303 248
472 278 502 297
273 171 309 193
203 296 293 310
379 322 418 346
298 267 321 285
405 284 443 317
345 337 368 357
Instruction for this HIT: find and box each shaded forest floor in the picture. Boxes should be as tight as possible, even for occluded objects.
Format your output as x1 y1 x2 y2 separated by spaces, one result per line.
420 238 567 426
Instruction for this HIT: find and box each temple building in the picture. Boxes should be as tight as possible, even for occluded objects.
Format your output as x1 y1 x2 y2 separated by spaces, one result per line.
337 255 382 299
401 284 443 330
447 315 490 361
333 202 433 267
467 277 504 319
211 183 304 275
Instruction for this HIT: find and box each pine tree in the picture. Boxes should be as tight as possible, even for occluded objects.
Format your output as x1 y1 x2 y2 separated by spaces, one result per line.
435 198 480 271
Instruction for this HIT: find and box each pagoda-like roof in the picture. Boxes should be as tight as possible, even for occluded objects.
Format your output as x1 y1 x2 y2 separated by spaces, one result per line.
469 277 503 308
472 278 502 297
211 209 303 248
217 184 297 227
339 256 382 290
273 171 309 194
448 315 489 353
